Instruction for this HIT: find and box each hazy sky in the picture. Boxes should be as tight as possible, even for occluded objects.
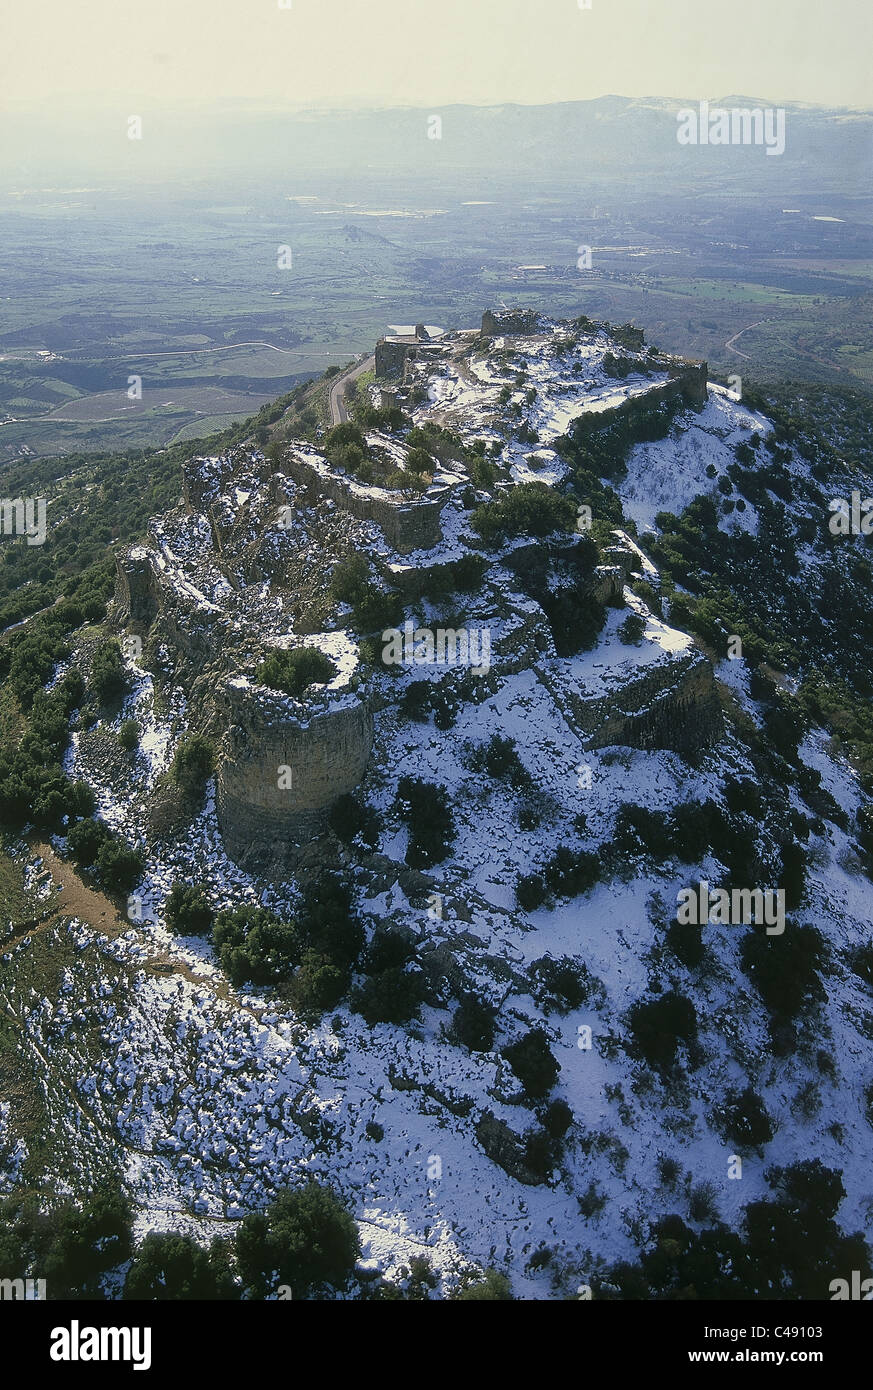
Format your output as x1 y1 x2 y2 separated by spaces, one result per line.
2 0 871 112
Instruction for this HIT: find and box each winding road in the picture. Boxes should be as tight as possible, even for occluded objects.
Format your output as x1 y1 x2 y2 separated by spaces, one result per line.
328 354 376 426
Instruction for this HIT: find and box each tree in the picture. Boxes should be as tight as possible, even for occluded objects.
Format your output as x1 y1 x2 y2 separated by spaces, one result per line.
90 639 129 705
95 839 144 895
124 1233 239 1300
619 613 646 645
235 1183 360 1298
352 967 425 1026
627 991 698 1067
165 882 214 937
290 950 348 1017
67 816 111 868
172 735 214 797
454 1269 513 1300
453 995 496 1052
119 719 140 752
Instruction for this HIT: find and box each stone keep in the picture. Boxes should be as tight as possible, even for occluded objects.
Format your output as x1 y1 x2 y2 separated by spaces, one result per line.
216 679 373 868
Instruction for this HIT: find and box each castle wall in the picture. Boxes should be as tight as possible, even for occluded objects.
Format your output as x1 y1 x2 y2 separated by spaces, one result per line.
113 548 162 626
216 686 373 869
281 454 446 554
544 648 723 756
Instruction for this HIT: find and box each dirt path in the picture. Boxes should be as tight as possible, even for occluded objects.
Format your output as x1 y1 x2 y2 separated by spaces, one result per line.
27 837 272 1021
724 318 770 361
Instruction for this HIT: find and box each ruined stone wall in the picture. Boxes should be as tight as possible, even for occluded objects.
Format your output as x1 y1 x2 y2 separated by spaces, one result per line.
113 549 162 626
216 683 373 869
569 371 708 457
375 339 412 380
282 454 446 554
481 309 545 338
545 649 723 757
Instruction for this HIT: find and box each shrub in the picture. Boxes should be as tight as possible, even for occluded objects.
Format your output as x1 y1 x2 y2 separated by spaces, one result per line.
67 816 112 868
666 917 706 968
453 1270 513 1301
255 647 337 699
296 877 364 968
472 483 577 543
172 735 214 796
95 839 144 895
290 950 349 1017
721 1086 774 1149
453 995 496 1051
542 1098 574 1139
235 1183 360 1299
395 777 455 868
165 882 214 937
328 793 381 851
90 639 129 705
352 967 426 1025
543 845 599 899
530 955 602 1012
516 872 547 912
213 905 300 987
502 1029 560 1098
627 991 698 1066
124 1233 239 1301
618 613 646 645
119 719 140 752
740 923 826 1021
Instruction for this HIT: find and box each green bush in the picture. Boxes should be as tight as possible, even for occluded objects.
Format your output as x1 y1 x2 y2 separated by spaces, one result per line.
328 793 381 851
235 1183 360 1299
90 639 129 705
119 719 140 752
453 995 496 1051
627 990 698 1066
95 839 145 894
171 735 214 796
255 647 337 699
289 950 349 1017
395 777 455 868
67 816 112 868
352 966 426 1026
165 882 214 937
472 483 577 543
124 1233 239 1301
721 1086 774 1150
213 905 301 987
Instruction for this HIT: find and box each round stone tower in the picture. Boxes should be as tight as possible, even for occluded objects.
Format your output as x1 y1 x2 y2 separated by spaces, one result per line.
215 635 373 871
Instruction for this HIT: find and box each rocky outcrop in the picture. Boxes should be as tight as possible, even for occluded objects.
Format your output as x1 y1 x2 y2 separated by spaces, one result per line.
475 1112 547 1186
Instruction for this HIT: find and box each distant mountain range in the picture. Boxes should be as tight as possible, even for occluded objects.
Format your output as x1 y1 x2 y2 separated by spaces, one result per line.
3 96 871 191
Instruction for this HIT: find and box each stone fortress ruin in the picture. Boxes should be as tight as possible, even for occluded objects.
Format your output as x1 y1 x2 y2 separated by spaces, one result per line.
113 309 721 871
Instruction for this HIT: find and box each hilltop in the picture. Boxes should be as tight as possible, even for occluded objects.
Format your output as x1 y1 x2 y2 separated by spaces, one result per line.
2 310 873 1299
